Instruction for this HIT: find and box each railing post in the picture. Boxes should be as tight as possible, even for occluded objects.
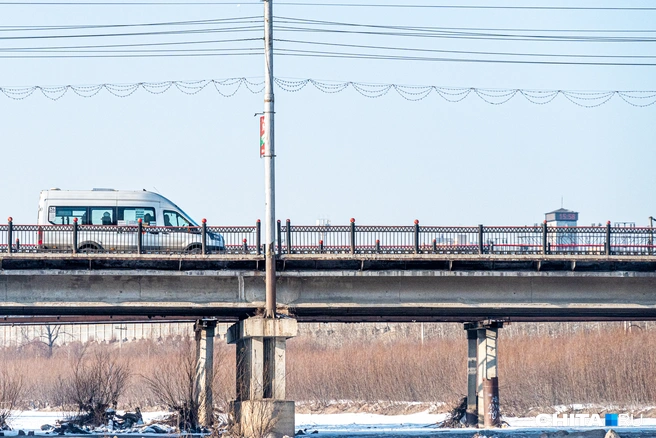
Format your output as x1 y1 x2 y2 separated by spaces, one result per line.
649 216 654 256
350 218 356 254
605 221 611 256
414 219 420 254
72 218 79 254
137 218 143 255
286 219 292 254
542 220 548 255
201 219 207 255
7 217 13 254
276 219 282 256
256 219 262 255
478 224 484 255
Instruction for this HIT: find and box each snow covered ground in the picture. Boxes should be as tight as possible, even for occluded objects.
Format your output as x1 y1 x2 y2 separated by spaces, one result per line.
296 411 656 437
7 410 656 437
5 411 171 435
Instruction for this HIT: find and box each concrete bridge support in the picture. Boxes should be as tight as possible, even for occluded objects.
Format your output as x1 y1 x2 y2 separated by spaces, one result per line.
464 321 503 428
227 317 298 438
195 319 217 428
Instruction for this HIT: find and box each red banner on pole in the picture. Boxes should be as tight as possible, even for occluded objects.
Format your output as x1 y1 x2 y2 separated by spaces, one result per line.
259 116 265 158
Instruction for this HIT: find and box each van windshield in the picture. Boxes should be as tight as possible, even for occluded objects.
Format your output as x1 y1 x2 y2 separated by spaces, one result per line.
163 210 196 227
167 204 198 226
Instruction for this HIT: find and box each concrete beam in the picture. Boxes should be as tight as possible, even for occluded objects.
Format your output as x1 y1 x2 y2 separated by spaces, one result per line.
2 269 656 321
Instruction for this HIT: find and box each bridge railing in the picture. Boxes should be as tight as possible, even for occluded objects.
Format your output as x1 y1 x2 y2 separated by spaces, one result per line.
277 220 656 256
2 219 655 256
0 219 261 255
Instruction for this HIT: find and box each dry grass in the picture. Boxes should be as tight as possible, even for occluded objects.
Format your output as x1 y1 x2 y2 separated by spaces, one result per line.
287 337 464 403
0 324 655 415
502 327 656 413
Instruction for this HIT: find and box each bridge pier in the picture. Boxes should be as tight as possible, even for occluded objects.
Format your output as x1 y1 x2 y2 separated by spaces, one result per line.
227 316 298 438
194 319 217 428
464 321 503 428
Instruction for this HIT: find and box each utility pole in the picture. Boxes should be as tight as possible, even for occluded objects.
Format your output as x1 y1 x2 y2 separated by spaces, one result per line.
263 0 276 318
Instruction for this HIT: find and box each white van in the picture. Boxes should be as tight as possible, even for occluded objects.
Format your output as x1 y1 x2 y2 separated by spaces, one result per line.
37 188 224 253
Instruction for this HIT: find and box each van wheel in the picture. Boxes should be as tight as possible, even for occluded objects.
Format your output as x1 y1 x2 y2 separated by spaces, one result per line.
78 243 101 253
185 244 202 254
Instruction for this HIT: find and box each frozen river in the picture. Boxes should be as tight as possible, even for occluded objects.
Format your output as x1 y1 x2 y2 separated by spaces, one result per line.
6 411 656 437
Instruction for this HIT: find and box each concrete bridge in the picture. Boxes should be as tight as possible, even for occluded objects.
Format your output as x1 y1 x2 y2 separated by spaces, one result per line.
1 252 655 322
2 222 656 436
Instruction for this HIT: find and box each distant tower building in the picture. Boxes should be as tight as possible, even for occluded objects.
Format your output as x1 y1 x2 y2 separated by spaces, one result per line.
545 208 578 227
545 208 579 251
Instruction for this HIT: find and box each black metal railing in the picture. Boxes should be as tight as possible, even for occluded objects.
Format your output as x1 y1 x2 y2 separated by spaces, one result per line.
0 217 261 255
2 218 655 256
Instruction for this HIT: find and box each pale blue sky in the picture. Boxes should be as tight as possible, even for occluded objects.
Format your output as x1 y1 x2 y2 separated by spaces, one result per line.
0 1 654 228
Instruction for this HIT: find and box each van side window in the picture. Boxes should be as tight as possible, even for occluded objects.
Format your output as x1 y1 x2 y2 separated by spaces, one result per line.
117 207 156 226
90 208 116 226
50 207 87 225
163 210 191 227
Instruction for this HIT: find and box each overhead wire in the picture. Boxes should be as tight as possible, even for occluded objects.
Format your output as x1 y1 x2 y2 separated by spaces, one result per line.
0 16 261 32
274 48 656 66
273 24 656 43
0 37 261 51
0 25 263 41
275 16 656 36
1 2 656 10
274 38 656 60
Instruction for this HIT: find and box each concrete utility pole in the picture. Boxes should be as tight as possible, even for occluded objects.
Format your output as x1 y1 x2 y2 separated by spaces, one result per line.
263 0 276 318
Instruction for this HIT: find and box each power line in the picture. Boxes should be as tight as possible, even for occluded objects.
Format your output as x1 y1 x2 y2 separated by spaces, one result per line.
0 25 262 41
1 2 656 10
0 17 261 32
275 38 656 60
274 4 656 10
0 51 259 58
0 37 261 51
3 48 652 64
1 76 654 108
3 37 649 60
275 16 656 35
274 48 656 66
273 24 656 43
0 47 261 55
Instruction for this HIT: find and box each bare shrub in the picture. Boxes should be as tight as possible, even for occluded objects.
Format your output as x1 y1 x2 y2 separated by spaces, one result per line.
59 347 131 425
141 338 202 430
0 365 24 429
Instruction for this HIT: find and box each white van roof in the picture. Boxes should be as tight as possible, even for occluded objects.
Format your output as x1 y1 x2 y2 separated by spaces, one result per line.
40 189 173 204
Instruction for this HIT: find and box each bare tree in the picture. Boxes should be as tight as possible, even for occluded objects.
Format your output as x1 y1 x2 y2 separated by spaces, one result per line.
0 366 24 430
141 339 202 431
60 348 131 426
40 325 66 357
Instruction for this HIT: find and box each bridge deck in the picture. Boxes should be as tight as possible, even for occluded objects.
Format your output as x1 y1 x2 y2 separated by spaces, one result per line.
1 252 655 323
1 252 656 272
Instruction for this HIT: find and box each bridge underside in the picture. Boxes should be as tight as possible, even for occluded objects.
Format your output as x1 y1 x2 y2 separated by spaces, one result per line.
1 257 656 322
